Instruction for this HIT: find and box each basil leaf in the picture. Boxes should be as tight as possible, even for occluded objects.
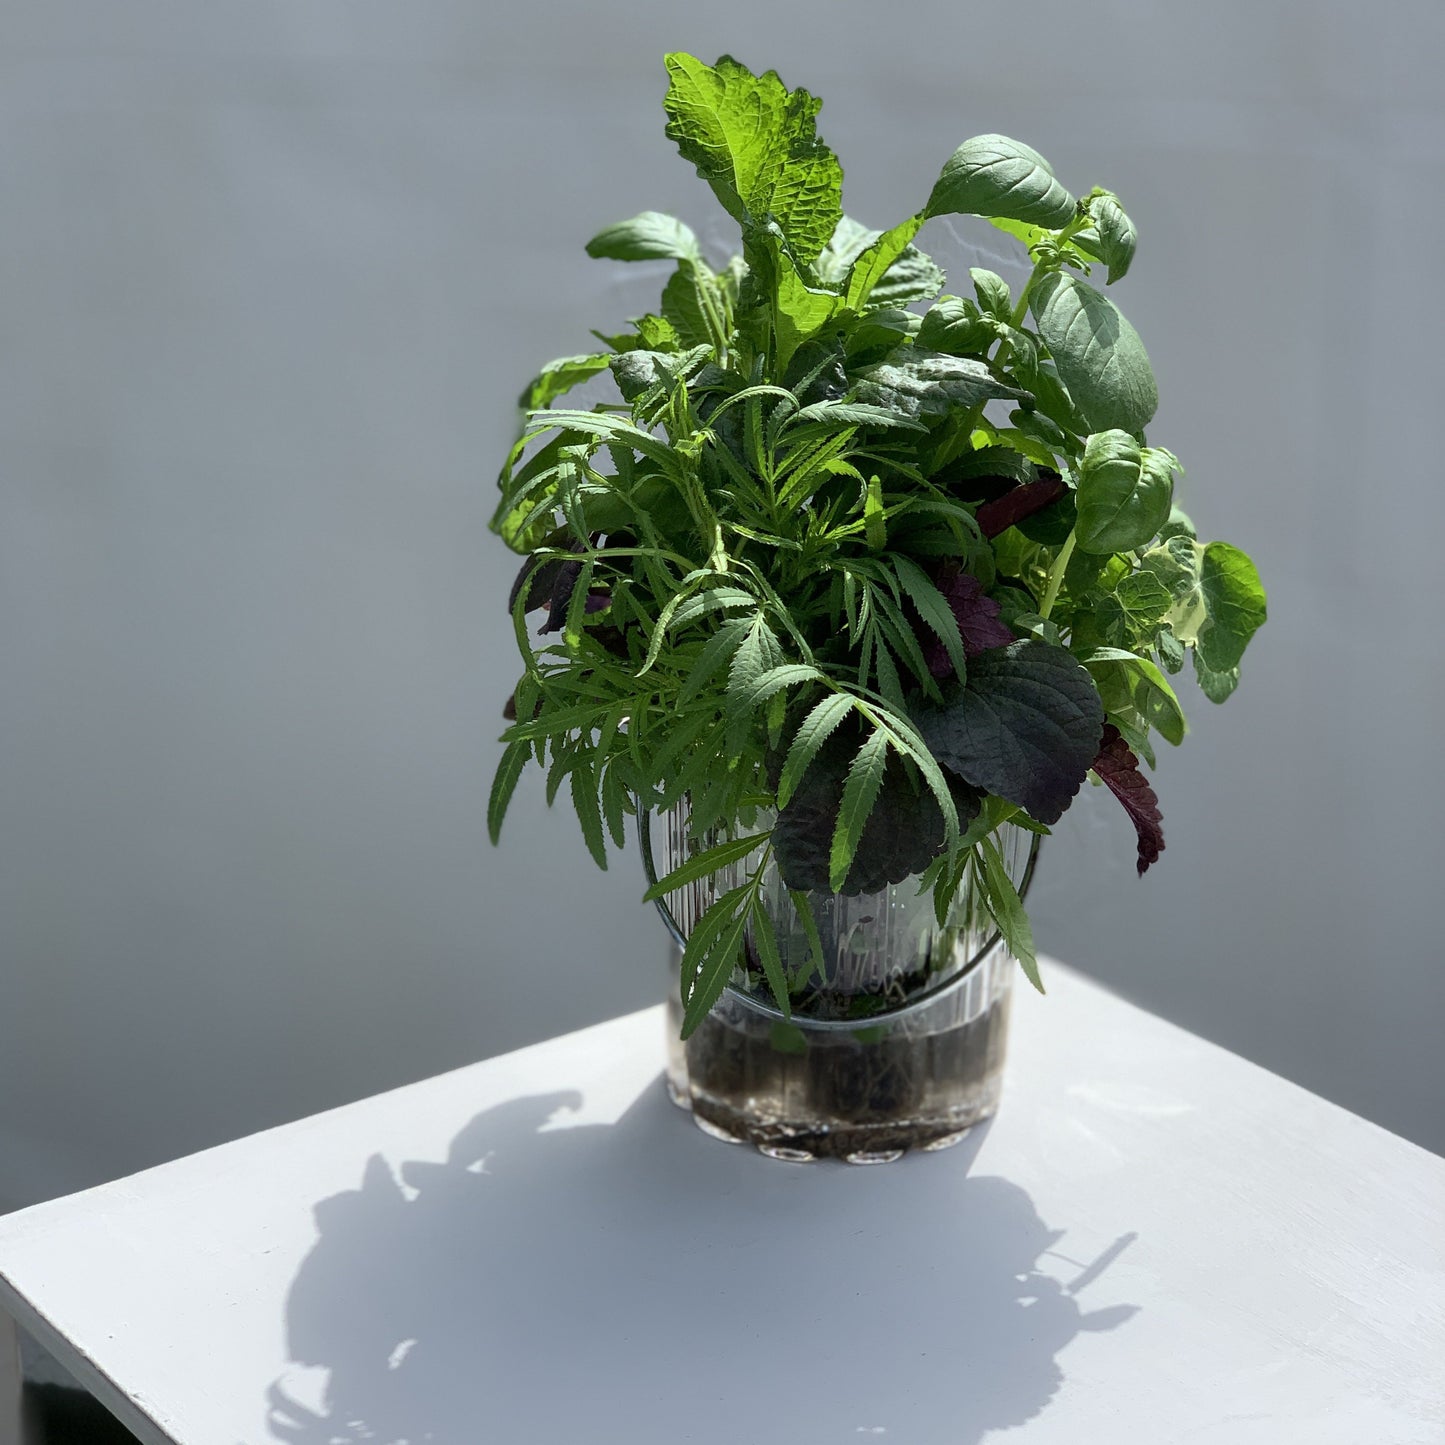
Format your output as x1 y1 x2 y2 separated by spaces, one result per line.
926 134 1076 227
1030 272 1158 435
1075 430 1175 554
970 268 1013 321
586 212 702 264
1090 194 1137 285
917 295 998 357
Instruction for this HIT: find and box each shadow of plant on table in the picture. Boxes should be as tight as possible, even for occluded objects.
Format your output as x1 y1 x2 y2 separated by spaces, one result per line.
266 1085 1137 1444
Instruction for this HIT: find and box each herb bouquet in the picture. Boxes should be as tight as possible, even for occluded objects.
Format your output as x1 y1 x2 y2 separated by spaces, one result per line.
489 54 1266 1160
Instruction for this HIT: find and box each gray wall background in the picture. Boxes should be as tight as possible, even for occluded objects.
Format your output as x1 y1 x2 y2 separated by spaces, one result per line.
3 0 1442 1213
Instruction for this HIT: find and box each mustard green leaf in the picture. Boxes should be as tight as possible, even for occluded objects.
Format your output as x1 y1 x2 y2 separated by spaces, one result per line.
662 53 842 264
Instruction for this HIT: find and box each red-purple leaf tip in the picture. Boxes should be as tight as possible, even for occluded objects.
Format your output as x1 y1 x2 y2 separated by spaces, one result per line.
975 473 1066 539
924 571 1015 677
1092 723 1166 875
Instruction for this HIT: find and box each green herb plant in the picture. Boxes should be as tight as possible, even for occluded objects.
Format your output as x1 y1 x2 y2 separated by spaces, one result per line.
489 53 1267 1038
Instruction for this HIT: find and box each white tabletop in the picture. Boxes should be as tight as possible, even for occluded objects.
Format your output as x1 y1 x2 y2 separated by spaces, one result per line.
0 961 1441 1445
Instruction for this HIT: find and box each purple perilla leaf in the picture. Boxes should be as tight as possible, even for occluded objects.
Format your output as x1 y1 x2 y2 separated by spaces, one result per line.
975 472 1066 539
1092 722 1165 875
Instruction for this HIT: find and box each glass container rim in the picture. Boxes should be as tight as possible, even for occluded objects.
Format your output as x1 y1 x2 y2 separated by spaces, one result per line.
638 803 1041 1031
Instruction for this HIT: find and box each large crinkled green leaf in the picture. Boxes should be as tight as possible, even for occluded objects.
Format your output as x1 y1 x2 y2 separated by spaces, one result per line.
926 134 1076 227
911 640 1104 824
1030 272 1158 435
1074 429 1176 554
662 53 842 264
853 349 1032 421
585 212 701 264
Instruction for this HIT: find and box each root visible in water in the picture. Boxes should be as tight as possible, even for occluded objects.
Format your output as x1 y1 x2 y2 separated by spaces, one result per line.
673 990 1010 1162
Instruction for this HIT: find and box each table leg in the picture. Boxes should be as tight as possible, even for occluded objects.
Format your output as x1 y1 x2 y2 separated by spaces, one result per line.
0 1309 21 1445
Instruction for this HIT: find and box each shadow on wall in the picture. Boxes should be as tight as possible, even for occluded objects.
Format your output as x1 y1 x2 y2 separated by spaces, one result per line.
266 1086 1138 1444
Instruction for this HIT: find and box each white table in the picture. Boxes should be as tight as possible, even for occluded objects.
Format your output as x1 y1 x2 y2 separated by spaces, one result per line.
1 962 1441 1445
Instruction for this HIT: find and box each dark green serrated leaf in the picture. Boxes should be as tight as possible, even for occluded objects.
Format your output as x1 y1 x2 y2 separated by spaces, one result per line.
679 883 756 1037
570 759 608 870
912 641 1104 825
894 555 966 680
736 663 824 711
776 692 856 808
791 400 927 432
751 904 792 1017
774 726 978 895
677 617 752 706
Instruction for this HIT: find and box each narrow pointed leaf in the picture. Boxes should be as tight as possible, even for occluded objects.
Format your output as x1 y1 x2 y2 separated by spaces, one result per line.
777 692 856 809
643 831 772 902
977 835 1043 992
829 729 891 892
487 740 531 845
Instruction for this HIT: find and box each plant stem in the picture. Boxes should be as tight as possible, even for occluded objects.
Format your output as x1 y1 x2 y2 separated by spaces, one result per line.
1038 531 1076 621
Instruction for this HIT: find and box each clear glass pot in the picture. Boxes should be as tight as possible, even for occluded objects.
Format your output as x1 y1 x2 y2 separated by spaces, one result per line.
641 806 1038 1163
